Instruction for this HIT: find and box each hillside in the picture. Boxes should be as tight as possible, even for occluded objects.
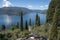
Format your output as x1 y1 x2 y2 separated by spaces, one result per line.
46 0 60 26
0 7 31 15
0 7 46 15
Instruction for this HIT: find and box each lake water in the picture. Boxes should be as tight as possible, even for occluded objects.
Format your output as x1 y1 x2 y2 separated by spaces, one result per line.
0 12 46 29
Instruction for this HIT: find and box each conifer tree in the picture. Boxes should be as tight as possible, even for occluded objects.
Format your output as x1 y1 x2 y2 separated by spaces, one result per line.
49 7 58 40
20 11 23 31
25 20 28 30
35 13 40 26
38 17 40 26
29 18 31 26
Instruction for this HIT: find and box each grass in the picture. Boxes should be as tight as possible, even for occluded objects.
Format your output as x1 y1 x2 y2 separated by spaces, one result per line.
0 23 60 40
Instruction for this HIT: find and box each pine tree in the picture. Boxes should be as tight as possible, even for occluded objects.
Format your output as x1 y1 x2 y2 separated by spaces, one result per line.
49 7 58 40
20 11 24 31
25 20 28 30
35 13 40 26
38 17 40 26
29 18 31 26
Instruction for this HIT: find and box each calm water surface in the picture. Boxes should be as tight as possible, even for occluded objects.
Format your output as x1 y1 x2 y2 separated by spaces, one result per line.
0 12 46 29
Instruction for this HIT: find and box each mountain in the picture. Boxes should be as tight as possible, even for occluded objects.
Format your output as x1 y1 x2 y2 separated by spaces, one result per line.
0 7 46 15
31 10 47 14
0 7 31 15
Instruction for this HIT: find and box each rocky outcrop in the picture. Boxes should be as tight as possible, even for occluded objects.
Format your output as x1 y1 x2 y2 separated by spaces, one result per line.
17 33 47 40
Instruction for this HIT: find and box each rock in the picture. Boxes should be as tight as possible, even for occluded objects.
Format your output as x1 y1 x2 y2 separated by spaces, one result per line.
16 33 47 40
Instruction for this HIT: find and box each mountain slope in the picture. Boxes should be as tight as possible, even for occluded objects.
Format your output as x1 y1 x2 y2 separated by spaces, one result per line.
46 0 60 26
0 7 46 15
0 7 31 15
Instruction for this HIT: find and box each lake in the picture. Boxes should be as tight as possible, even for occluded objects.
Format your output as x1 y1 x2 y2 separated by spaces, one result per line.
0 12 46 29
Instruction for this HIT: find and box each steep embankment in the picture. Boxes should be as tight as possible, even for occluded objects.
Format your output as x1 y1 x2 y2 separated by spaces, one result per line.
46 0 60 26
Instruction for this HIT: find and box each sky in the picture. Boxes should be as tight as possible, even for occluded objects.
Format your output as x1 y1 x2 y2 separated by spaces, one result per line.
0 0 51 10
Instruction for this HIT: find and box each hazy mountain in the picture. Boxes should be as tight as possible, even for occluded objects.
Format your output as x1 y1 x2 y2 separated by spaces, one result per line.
0 7 31 15
31 10 47 14
0 7 46 15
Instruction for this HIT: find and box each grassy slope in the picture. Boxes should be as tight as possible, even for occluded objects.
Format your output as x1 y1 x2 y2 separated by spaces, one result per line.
0 24 60 40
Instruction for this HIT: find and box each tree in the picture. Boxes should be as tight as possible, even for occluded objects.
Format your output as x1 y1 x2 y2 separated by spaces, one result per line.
35 13 40 26
49 7 58 40
29 18 31 26
20 11 24 31
25 20 28 30
38 17 40 26
46 0 60 27
1 25 6 30
46 0 57 23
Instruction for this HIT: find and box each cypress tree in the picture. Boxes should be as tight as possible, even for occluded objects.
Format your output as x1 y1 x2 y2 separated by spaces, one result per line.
20 11 23 31
49 7 58 40
35 13 40 26
38 17 40 26
29 18 31 26
25 20 28 30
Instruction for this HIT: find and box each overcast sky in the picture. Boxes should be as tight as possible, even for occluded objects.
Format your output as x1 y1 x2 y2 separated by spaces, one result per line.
0 0 51 10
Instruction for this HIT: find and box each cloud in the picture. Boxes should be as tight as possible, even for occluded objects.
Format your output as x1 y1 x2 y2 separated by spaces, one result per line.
3 0 12 7
27 5 33 9
27 5 39 10
27 5 48 10
4 0 7 1
40 5 48 10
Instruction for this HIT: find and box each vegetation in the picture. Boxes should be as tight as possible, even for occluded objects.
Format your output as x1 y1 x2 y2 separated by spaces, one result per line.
29 18 31 26
46 0 56 23
1 25 6 30
46 0 60 26
49 7 58 40
0 29 31 40
35 13 40 26
0 23 60 40
0 0 60 39
20 11 24 31
25 20 28 30
46 0 60 40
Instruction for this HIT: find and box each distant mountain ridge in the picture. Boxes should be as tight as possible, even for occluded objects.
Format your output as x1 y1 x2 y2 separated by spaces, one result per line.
0 7 46 15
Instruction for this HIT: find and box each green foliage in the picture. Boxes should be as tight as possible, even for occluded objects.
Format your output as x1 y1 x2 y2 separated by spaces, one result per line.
31 24 50 38
46 0 56 23
46 0 60 26
29 18 31 26
25 20 28 30
46 0 60 39
49 7 58 40
0 29 30 40
20 11 24 31
1 25 6 30
35 13 40 26
10 24 19 30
